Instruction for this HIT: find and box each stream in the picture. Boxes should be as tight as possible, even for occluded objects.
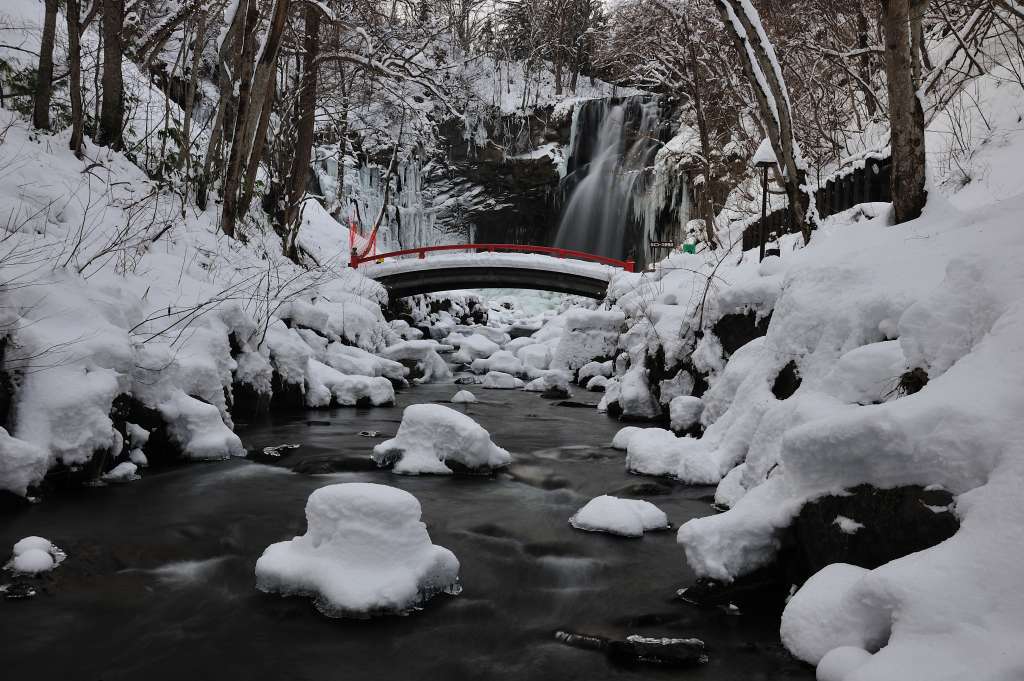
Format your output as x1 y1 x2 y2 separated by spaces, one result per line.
0 377 811 680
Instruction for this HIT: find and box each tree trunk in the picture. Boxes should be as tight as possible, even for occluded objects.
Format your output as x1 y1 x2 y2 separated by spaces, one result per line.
99 0 125 149
220 0 261 237
182 10 207 184
882 0 927 223
717 0 817 244
196 0 245 209
67 0 85 157
33 0 59 130
283 4 322 259
680 11 718 249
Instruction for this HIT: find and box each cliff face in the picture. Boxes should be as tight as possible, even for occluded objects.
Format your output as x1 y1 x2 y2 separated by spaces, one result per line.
318 95 693 265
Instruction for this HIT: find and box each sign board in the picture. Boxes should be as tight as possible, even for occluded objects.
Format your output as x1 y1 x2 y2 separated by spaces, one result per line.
649 241 677 248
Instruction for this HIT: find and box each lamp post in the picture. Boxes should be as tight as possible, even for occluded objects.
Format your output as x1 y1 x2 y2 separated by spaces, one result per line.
751 138 779 262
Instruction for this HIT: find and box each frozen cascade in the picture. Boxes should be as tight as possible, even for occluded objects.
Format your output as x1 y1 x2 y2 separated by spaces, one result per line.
555 97 689 266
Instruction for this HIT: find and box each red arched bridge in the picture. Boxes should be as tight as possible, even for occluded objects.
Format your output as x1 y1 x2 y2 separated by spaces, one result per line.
350 244 636 299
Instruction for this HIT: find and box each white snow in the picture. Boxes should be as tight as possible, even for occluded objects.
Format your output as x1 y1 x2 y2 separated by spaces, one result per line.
304 359 395 408
611 426 643 451
551 309 624 373
569 495 669 537
377 341 452 384
255 483 459 617
12 536 54 556
833 516 864 535
669 396 704 432
158 393 245 461
470 350 525 376
372 404 510 475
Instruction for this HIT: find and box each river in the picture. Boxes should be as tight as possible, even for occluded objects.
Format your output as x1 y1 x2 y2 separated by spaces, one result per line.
0 377 811 680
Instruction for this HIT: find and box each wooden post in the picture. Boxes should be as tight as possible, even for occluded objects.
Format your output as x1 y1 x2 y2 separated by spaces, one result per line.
759 166 768 261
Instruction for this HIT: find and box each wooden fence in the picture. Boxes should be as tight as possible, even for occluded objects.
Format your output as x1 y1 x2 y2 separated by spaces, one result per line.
741 155 892 252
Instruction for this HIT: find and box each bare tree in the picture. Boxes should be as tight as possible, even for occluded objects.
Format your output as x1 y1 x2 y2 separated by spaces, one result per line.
32 0 59 130
99 0 126 149
881 0 927 222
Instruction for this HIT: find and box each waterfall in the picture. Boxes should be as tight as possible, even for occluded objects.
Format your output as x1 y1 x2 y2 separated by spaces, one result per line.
555 97 689 266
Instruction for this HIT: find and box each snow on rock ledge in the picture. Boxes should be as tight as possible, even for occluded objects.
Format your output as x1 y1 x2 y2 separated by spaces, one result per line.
569 495 669 537
255 483 459 617
372 404 511 474
158 392 245 460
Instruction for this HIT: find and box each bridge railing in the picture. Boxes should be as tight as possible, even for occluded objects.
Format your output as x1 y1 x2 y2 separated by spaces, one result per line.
350 243 635 272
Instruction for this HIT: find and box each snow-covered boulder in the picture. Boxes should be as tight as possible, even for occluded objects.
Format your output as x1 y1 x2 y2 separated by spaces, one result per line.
578 360 613 383
102 461 140 483
451 390 477 404
481 371 524 389
551 309 623 373
523 370 571 396
322 342 407 382
611 426 643 450
158 392 245 460
0 427 49 496
669 396 704 433
470 350 524 376
516 343 552 371
625 428 683 476
444 333 500 361
586 375 609 392
389 319 423 340
8 536 64 574
377 340 452 383
305 359 394 407
372 404 511 474
779 563 889 665
255 483 459 617
452 324 509 346
569 496 669 537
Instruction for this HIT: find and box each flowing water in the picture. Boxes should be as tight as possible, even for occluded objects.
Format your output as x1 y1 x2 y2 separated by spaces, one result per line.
555 98 686 265
0 378 810 681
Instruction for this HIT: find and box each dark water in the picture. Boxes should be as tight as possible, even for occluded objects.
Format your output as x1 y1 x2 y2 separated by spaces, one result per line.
0 380 811 681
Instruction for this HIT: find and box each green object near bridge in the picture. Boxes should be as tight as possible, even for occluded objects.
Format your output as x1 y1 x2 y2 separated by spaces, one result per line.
682 243 696 254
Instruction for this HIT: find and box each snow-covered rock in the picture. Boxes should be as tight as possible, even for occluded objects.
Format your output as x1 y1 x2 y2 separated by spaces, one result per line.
578 360 613 382
669 396 704 432
158 392 245 460
569 496 669 537
515 343 552 371
470 350 524 376
611 426 642 451
779 563 889 666
8 536 64 574
451 390 477 404
481 371 523 389
255 483 459 617
101 461 140 483
372 404 510 474
377 340 452 383
551 309 623 373
0 428 49 496
444 332 500 361
586 375 609 392
304 359 395 407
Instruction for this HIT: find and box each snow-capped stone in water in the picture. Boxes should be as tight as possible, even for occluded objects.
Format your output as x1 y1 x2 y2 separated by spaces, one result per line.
9 536 65 575
129 449 148 467
471 350 524 376
569 495 670 537
780 563 889 665
13 536 53 556
372 404 510 475
586 375 608 392
451 390 477 404
481 371 523 389
443 332 499 361
101 461 139 483
255 483 460 617
611 426 642 450
12 549 54 574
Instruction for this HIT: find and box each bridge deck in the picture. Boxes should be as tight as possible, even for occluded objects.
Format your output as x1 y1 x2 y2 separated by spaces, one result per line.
358 251 622 281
